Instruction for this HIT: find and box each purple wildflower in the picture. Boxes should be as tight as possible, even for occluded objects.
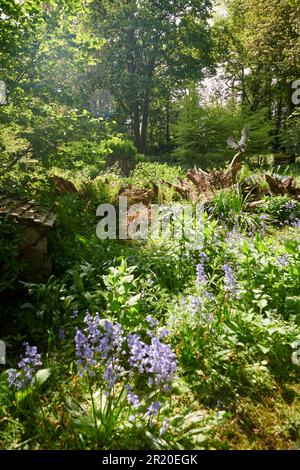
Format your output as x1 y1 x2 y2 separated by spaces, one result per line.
159 329 170 340
200 312 214 325
145 337 177 387
199 252 209 263
191 296 201 310
128 334 177 387
128 334 149 374
223 264 238 299
75 328 96 376
291 218 300 228
7 343 42 390
276 254 289 267
59 328 65 341
71 310 79 320
146 315 159 329
196 263 207 286
75 313 125 385
225 228 242 250
146 401 161 418
84 311 101 345
74 312 177 402
160 418 170 436
126 387 140 408
103 361 123 390
260 221 267 234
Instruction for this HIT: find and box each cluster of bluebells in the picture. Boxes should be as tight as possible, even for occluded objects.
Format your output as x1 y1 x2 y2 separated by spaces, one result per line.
196 263 207 287
259 214 268 235
265 197 300 227
125 385 140 408
168 262 214 332
145 401 161 418
225 228 242 251
195 255 213 301
7 343 42 390
75 311 177 396
128 328 177 389
279 216 300 228
196 253 209 289
75 312 125 390
223 263 239 299
276 254 289 268
188 296 213 325
168 254 215 332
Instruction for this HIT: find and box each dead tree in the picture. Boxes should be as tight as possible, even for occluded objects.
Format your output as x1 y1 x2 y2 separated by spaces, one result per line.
162 151 243 203
265 174 300 198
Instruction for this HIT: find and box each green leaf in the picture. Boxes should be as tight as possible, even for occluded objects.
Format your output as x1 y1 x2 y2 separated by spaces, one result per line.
34 368 51 386
257 345 270 355
126 293 141 306
257 298 268 310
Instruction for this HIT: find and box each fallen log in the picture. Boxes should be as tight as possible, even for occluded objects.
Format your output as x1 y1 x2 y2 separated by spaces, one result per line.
245 200 265 211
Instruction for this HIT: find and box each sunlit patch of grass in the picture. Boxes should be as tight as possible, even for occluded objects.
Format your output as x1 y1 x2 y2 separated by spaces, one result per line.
212 390 300 450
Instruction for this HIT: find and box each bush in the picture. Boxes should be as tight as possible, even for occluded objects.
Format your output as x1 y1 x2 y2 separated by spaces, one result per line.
102 137 137 160
130 162 185 187
0 218 22 293
263 196 300 226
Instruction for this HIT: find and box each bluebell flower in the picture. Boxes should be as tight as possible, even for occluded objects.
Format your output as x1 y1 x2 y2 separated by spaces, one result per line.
146 401 161 417
199 252 209 263
159 329 170 339
146 315 159 328
159 418 170 435
276 254 289 267
59 328 65 341
128 333 149 374
225 228 242 251
146 337 177 387
191 297 201 310
71 310 79 319
291 218 300 228
103 361 123 390
75 313 125 385
75 328 96 376
223 264 239 299
128 333 177 387
7 343 42 390
126 388 140 408
196 263 207 286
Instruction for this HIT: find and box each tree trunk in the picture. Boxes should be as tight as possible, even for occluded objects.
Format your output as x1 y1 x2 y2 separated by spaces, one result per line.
166 93 171 151
132 103 141 151
140 94 150 154
139 55 156 154
273 95 283 152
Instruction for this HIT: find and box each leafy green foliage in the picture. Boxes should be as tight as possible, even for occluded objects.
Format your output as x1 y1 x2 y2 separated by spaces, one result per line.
0 218 23 292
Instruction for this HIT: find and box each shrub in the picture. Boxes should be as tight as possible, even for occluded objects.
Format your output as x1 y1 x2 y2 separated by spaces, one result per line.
0 218 22 293
102 137 137 160
263 196 300 226
129 162 185 188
